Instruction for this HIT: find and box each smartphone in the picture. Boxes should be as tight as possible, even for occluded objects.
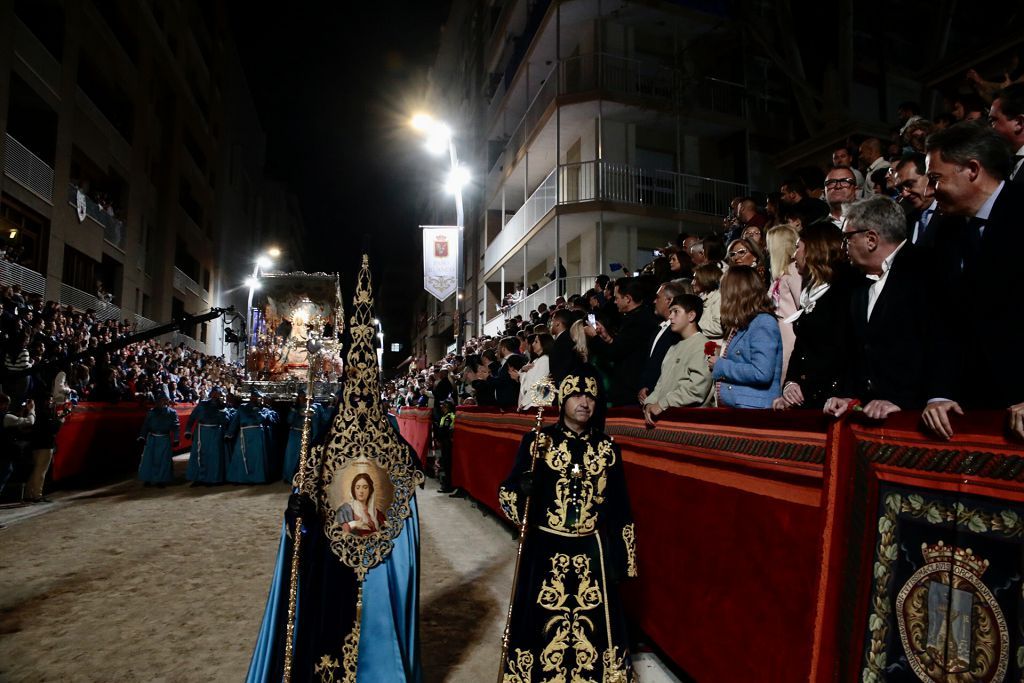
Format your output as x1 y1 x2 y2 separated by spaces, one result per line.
587 313 597 326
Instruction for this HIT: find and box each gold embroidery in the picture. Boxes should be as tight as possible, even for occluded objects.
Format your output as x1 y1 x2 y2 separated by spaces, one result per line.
559 375 582 403
558 374 600 403
537 553 604 683
499 488 521 526
543 437 617 534
340 612 360 683
319 256 424 580
601 647 630 683
315 654 340 683
502 648 535 683
622 524 637 578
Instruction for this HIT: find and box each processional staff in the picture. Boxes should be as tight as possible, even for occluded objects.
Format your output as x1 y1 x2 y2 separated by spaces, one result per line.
283 334 324 682
497 378 556 682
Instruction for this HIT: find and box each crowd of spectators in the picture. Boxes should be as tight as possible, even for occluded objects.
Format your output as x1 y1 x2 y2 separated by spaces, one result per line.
391 83 1024 442
0 285 244 408
0 284 246 506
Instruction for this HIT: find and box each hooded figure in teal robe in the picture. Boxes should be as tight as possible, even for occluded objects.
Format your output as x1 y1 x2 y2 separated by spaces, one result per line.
247 256 421 682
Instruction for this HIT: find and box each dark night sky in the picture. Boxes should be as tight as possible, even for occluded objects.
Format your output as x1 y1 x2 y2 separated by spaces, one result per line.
230 2 452 352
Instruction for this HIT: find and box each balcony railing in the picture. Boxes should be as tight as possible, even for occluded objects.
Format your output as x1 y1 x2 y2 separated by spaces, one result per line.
13 18 61 93
691 77 747 118
67 184 127 250
0 260 46 296
59 283 121 321
3 133 54 203
173 267 209 302
483 275 597 336
484 161 747 274
483 167 557 274
492 53 683 174
559 160 748 216
74 88 132 164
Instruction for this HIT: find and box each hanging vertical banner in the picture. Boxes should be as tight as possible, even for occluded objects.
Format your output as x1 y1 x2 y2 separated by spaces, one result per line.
421 226 459 301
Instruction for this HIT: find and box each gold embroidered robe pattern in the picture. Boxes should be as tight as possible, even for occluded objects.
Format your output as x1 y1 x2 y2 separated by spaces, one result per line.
499 423 638 683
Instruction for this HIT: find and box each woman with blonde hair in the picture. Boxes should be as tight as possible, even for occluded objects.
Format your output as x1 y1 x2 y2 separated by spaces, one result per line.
708 266 782 409
772 223 857 410
765 224 802 378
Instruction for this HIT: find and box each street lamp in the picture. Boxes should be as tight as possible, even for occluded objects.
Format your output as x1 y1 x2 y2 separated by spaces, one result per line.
411 112 466 354
245 250 276 379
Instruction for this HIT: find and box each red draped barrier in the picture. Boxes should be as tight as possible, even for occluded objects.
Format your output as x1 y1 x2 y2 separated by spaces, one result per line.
395 407 432 470
429 404 1024 681
52 404 193 481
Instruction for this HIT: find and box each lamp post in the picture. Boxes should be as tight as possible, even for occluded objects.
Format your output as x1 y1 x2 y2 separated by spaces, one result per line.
412 113 468 354
244 251 276 380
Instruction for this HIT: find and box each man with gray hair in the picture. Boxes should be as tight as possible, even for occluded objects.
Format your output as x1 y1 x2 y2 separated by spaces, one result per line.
824 195 949 422
638 279 690 402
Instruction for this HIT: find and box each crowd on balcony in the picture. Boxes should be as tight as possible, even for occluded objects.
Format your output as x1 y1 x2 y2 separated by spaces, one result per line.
70 178 125 224
392 86 1024 444
0 243 29 266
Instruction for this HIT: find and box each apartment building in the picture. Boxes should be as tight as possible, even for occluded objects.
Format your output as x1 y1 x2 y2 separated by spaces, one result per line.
411 0 1023 361
412 0 793 354
0 0 303 355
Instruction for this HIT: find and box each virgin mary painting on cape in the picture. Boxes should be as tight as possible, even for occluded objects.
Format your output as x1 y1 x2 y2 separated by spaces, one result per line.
338 472 387 536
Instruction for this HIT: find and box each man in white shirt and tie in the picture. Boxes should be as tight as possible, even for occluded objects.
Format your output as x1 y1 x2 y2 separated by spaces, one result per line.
824 196 947 422
892 153 939 244
637 279 688 403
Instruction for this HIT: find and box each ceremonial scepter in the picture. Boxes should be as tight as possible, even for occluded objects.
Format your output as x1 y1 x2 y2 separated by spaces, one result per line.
283 334 323 683
497 378 555 682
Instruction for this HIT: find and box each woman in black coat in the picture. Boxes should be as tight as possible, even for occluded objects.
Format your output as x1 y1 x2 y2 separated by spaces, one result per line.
773 223 862 410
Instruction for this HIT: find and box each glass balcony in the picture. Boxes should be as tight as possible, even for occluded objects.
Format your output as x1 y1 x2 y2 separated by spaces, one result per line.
67 183 127 250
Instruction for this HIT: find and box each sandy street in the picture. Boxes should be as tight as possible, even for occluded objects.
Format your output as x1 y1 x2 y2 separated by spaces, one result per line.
0 459 517 683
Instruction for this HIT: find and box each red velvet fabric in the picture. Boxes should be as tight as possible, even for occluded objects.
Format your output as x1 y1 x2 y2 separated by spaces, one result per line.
395 407 432 470
52 404 193 481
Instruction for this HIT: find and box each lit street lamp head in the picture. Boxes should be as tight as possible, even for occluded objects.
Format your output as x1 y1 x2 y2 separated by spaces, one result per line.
256 256 273 270
445 165 471 195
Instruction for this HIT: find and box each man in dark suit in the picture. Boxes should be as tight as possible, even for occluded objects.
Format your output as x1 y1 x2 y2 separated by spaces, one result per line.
921 124 1024 439
637 280 686 403
482 348 500 377
585 277 661 407
892 153 966 281
988 83 1024 187
824 196 950 421
547 308 582 387
492 336 525 407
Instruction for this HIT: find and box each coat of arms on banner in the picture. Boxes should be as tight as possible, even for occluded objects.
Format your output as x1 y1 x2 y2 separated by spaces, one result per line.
895 542 1008 680
421 226 458 301
860 487 1020 683
76 189 87 222
434 234 449 258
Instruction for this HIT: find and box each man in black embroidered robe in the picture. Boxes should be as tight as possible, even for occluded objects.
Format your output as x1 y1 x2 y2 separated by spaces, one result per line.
497 366 638 683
